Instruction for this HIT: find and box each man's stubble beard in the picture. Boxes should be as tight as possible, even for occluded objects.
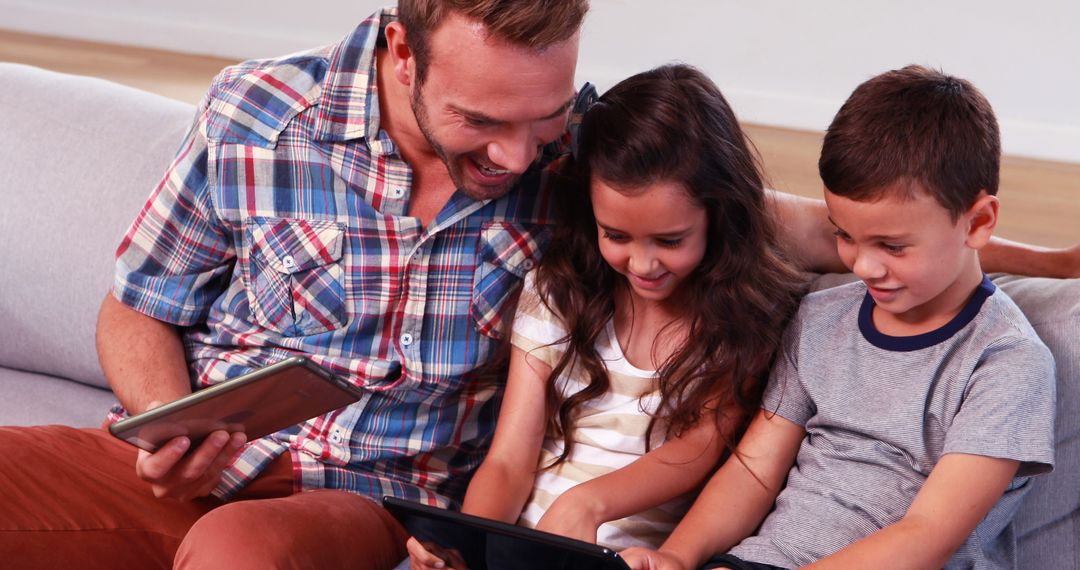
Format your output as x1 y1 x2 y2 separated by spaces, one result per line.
409 83 519 202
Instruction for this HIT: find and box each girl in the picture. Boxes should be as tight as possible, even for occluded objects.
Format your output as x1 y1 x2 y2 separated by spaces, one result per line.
408 63 804 567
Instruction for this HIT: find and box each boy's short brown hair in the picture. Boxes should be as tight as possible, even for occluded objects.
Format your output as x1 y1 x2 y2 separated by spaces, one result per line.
819 65 1000 219
398 0 589 85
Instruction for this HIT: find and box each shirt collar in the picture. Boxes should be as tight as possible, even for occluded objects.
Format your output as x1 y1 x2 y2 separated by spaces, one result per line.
312 7 396 148
859 274 996 352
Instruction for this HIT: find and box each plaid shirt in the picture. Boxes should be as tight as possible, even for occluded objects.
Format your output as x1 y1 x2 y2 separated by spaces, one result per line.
110 7 563 505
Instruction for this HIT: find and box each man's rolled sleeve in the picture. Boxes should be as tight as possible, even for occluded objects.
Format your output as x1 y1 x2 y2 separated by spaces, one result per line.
113 99 234 326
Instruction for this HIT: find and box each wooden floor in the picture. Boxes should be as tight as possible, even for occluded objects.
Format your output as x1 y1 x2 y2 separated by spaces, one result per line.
3 29 1075 247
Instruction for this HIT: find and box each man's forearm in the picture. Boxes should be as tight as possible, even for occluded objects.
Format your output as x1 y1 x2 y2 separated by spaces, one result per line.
767 189 1080 278
766 190 847 274
96 293 192 414
982 237 1080 278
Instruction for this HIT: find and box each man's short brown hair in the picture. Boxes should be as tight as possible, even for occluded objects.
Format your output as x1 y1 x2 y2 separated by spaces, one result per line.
819 65 1000 220
398 0 588 84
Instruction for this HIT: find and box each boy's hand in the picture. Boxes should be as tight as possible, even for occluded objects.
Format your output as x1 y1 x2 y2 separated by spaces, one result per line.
621 547 689 570
406 536 470 570
133 401 247 501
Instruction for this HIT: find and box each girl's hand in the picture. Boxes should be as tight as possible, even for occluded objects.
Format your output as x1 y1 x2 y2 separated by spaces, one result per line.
620 547 688 570
534 494 600 543
405 536 470 570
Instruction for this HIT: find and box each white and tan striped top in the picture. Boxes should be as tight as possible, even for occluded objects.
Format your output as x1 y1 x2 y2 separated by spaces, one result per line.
510 273 694 550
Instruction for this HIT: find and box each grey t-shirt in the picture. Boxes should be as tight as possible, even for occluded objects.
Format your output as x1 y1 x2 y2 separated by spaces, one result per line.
730 276 1055 569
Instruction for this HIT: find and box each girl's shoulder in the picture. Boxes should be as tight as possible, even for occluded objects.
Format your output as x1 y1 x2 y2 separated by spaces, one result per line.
518 270 553 316
514 270 569 336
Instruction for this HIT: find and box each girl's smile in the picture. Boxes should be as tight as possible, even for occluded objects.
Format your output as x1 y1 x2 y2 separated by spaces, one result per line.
590 177 708 305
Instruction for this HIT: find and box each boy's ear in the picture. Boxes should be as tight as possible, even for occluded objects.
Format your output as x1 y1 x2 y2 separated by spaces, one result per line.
383 21 416 87
964 192 999 249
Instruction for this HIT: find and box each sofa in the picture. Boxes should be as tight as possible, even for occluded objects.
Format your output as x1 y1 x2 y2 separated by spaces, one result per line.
0 62 1075 567
0 63 195 427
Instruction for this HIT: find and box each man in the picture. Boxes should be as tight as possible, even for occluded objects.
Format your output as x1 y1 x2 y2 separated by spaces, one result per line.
0 3 586 569
0 2 1074 569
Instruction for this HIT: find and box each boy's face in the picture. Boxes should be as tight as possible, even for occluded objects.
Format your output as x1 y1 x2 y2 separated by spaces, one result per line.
824 184 994 332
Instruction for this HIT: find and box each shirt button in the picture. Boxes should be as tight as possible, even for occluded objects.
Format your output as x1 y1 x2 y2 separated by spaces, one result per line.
329 431 343 444
282 255 296 270
390 187 406 199
522 258 535 271
400 333 414 346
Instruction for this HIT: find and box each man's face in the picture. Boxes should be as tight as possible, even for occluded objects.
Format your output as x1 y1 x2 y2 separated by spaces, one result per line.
410 13 578 201
824 184 982 331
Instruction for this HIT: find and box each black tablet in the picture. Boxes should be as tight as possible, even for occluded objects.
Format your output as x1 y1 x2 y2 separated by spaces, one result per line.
109 356 362 452
383 496 631 570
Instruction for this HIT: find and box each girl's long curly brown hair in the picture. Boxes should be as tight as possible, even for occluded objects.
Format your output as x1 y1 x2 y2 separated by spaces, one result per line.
536 64 805 465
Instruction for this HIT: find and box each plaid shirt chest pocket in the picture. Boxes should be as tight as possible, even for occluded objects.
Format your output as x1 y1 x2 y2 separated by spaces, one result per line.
472 221 549 340
244 218 348 337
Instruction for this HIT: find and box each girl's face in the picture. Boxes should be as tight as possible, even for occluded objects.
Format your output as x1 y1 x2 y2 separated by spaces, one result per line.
590 177 709 305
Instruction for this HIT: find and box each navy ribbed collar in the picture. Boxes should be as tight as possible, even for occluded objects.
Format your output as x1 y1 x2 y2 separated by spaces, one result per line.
859 275 996 352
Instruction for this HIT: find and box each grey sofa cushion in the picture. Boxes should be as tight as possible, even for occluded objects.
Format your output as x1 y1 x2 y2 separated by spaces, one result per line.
990 275 1080 568
810 272 1080 567
0 63 195 390
0 368 117 427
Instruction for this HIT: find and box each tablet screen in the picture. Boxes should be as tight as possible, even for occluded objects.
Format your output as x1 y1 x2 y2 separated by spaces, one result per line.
383 496 630 570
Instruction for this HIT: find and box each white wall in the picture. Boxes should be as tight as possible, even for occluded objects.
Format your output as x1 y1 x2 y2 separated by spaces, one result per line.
3 0 1077 162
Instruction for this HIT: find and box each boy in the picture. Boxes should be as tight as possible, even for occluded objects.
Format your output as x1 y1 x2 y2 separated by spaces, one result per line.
623 65 1056 570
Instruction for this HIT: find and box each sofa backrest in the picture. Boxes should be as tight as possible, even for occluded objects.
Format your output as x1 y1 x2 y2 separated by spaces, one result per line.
0 63 195 390
810 272 1079 567
990 275 1079 567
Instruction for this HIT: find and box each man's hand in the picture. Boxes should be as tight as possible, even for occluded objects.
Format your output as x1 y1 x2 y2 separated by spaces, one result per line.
406 536 469 570
620 547 689 570
134 402 247 502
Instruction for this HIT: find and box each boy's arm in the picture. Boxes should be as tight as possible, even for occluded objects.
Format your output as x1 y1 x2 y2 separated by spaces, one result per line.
803 453 1020 570
534 397 735 542
460 345 550 522
767 189 1080 277
623 410 805 570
